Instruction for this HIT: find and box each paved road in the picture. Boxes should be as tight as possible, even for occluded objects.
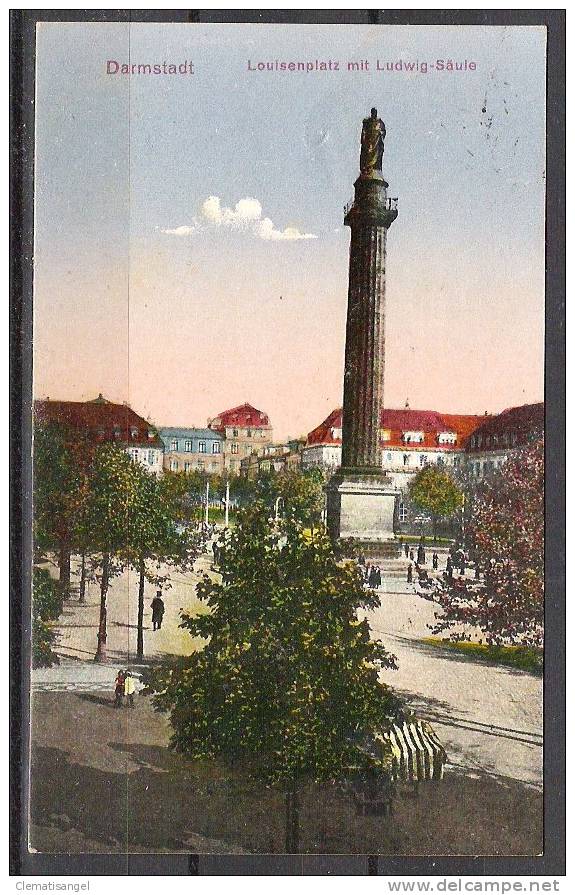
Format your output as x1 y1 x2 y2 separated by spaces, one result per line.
33 553 542 789
361 581 542 788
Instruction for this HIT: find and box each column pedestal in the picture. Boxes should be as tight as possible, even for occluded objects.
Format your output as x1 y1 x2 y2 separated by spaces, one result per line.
326 470 398 543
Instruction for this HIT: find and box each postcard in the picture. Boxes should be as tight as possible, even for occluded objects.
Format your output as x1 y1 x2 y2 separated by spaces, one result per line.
12 13 563 874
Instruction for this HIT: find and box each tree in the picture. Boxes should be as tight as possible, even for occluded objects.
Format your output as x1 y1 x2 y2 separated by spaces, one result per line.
84 444 138 662
276 468 325 534
431 440 544 647
124 466 201 659
33 423 92 596
32 567 63 667
144 502 405 852
408 465 464 542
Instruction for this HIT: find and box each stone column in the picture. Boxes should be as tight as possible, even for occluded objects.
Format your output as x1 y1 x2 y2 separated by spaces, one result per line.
326 109 399 546
341 163 397 472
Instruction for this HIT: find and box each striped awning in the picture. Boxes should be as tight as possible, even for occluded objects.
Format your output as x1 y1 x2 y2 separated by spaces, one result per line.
379 720 447 782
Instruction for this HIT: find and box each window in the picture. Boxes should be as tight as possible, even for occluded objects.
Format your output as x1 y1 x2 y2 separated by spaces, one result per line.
198 441 206 453
212 442 220 454
185 440 193 452
131 427 139 439
387 452 392 461
437 456 444 467
420 454 428 466
398 502 408 523
403 431 424 444
133 449 140 460
147 450 155 465
197 461 204 471
247 429 252 438
171 439 178 451
403 454 409 466
231 443 239 454
453 456 460 467
170 459 178 471
232 428 238 437
184 462 191 473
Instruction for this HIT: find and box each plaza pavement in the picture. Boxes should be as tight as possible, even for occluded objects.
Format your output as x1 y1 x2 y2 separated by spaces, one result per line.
32 549 543 790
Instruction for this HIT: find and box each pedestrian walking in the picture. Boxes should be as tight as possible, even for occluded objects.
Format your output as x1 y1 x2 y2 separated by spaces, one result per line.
151 592 165 631
114 669 125 708
124 671 136 707
417 543 426 565
404 543 409 558
407 563 413 584
475 564 480 580
432 552 438 570
409 548 415 561
446 555 453 574
459 561 466 576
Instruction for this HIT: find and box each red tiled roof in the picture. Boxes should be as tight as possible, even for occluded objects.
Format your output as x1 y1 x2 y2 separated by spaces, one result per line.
466 402 543 451
440 413 492 442
34 397 163 447
208 402 271 431
306 407 487 451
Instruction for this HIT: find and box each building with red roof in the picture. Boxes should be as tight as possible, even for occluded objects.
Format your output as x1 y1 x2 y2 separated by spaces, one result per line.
208 402 273 474
304 401 543 486
304 405 487 479
34 395 164 475
465 402 544 479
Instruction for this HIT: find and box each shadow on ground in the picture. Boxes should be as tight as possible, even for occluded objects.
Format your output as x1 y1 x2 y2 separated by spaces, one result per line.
30 692 543 856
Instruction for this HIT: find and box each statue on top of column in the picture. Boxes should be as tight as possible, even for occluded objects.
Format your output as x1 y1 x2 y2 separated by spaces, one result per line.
360 107 386 176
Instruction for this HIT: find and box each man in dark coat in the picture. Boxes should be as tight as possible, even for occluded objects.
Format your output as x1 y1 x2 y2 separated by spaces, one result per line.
151 592 165 631
432 552 439 570
407 563 413 584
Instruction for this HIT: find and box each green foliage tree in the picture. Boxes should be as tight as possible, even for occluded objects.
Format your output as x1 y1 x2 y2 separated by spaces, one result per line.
432 440 544 647
124 465 202 658
32 567 63 667
83 444 139 662
277 468 325 534
33 423 92 596
145 503 404 852
408 465 464 542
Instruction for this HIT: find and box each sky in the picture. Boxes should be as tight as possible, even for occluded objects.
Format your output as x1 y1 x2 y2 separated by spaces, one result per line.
34 23 546 440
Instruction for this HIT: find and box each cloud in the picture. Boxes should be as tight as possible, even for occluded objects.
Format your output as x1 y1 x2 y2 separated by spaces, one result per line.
162 196 317 242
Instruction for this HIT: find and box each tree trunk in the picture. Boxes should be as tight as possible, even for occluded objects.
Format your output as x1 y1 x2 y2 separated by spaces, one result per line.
137 556 145 659
432 515 438 545
284 780 300 853
94 552 110 662
78 552 87 603
58 544 71 598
